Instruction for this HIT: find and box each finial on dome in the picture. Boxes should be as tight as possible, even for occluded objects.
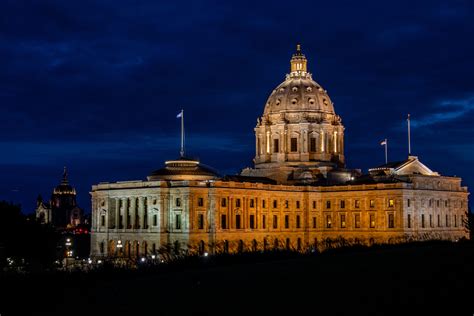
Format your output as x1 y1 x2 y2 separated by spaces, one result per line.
290 43 307 73
62 166 68 184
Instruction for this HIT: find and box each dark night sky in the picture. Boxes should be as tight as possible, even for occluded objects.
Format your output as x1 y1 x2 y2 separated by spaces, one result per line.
1 0 473 214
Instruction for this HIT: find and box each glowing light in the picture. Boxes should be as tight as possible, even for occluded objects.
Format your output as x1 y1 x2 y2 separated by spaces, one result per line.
141 257 146 262
97 260 102 264
151 255 156 259
204 252 208 257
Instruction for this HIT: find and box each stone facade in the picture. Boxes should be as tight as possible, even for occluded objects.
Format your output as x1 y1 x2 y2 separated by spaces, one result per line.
90 45 469 259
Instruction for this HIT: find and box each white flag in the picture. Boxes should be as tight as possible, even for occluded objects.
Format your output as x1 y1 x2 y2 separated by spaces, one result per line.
176 111 182 118
380 140 386 146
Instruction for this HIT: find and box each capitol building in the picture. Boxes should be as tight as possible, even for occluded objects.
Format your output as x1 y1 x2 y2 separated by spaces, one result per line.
90 46 469 258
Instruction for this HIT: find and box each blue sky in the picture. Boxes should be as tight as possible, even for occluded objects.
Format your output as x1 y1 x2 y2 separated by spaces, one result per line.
1 0 473 212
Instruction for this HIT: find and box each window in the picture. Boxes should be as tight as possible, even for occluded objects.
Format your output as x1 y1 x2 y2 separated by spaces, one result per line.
370 214 375 228
262 215 266 229
273 215 278 229
291 137 298 152
421 214 425 228
437 200 440 207
100 242 104 254
340 200 345 209
176 198 181 207
296 215 301 228
273 200 278 208
153 214 157 226
198 197 204 207
388 214 394 228
312 201 316 209
101 215 105 227
388 199 394 207
236 214 241 229
312 217 317 228
198 214 204 229
262 200 266 208
429 199 432 207
221 198 227 207
236 199 241 208
370 200 375 208
430 214 433 228
285 215 289 229
446 214 449 227
407 199 411 207
286 238 291 250
297 238 302 251
408 214 411 228
250 214 255 229
285 200 289 208
310 137 317 152
273 139 279 153
250 199 255 208
437 214 441 227
354 214 361 228
461 215 464 227
326 215 332 228
340 214 346 228
445 200 448 207
175 214 181 230
221 214 227 229
326 201 331 209
296 201 300 209
355 200 360 208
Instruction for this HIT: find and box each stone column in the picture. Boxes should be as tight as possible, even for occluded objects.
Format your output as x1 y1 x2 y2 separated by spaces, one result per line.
115 198 120 230
138 197 144 230
123 198 128 229
130 197 136 229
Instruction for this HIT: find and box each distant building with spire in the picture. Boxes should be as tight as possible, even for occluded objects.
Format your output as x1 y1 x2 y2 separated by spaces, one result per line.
35 167 84 229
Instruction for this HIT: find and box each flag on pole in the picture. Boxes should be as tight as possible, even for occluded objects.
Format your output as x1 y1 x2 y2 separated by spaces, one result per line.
380 139 386 146
176 111 182 118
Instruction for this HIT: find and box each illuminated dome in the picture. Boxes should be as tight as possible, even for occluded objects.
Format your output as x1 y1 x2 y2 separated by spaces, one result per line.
148 157 219 181
53 167 76 195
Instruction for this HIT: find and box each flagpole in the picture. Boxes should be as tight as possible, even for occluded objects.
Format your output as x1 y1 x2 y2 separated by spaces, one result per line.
385 138 388 164
407 113 411 156
180 109 185 157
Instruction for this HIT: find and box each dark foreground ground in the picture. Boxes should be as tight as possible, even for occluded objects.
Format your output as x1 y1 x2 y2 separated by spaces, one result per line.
2 241 474 316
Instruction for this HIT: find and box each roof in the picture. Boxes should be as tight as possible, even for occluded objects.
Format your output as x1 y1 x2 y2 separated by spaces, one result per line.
148 157 220 181
222 175 277 184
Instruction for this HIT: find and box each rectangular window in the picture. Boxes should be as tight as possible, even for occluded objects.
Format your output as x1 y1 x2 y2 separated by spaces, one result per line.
446 214 449 227
101 215 105 227
454 215 457 227
421 214 425 228
285 200 289 208
437 200 440 207
273 215 278 229
310 137 317 152
438 214 441 227
221 198 227 207
340 200 345 209
408 214 411 228
236 199 241 208
296 215 301 228
198 214 204 229
262 200 266 208
445 200 448 207
273 200 278 208
389 199 394 207
250 199 255 208
273 139 279 153
153 214 158 226
430 214 433 228
340 214 346 228
326 215 332 228
388 214 394 228
236 214 241 229
262 215 266 229
326 201 331 209
355 200 360 208
296 201 300 209
370 200 375 208
370 214 375 228
355 214 361 228
429 199 432 207
312 216 317 228
197 197 204 207
175 214 181 230
407 199 411 207
221 214 227 229
176 198 181 207
291 137 298 152
250 214 255 229
285 215 289 229
312 201 316 209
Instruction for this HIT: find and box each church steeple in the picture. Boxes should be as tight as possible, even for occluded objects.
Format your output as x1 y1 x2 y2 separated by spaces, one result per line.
290 43 307 73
